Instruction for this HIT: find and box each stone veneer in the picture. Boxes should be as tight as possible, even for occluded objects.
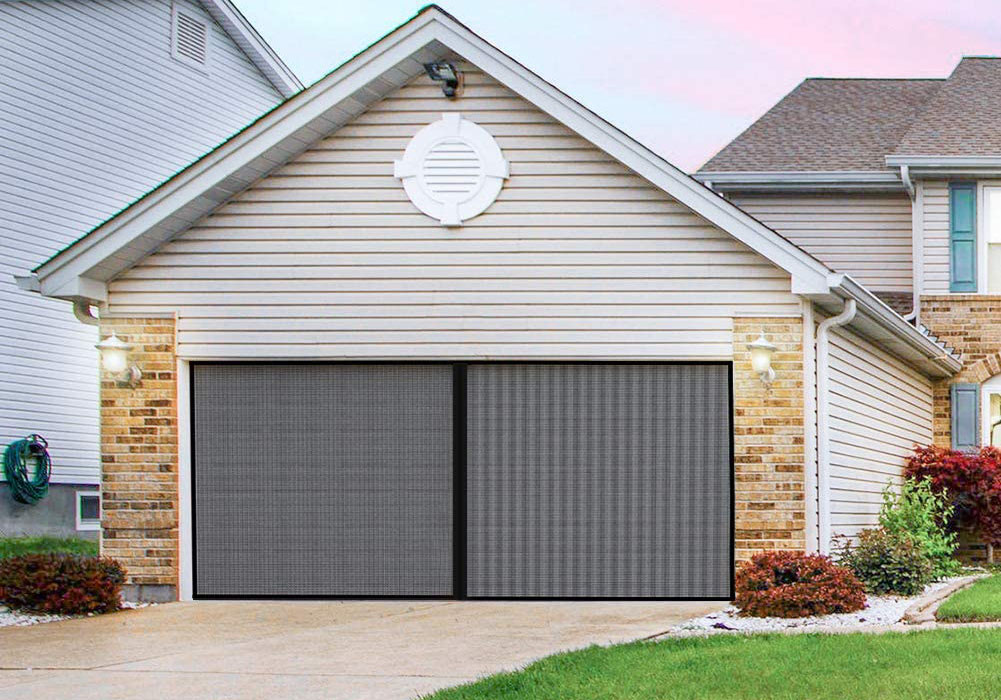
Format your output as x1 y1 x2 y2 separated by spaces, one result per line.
98 316 178 602
732 317 806 560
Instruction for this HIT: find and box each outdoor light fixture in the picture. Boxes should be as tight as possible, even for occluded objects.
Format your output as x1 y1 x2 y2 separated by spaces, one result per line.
424 61 460 98
95 332 142 388
748 332 777 387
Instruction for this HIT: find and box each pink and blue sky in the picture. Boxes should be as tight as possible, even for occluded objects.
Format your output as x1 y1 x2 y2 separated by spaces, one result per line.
238 0 1001 172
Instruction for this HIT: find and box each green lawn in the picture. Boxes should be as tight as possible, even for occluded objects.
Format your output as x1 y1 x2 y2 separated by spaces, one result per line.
0 536 98 558
937 575 1001 622
425 629 1001 700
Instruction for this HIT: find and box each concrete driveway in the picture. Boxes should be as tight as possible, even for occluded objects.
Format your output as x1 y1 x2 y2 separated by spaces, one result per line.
0 599 723 699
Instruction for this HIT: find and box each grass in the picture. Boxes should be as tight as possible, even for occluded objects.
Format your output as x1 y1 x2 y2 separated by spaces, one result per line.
937 574 1001 622
425 629 1001 699
0 536 98 559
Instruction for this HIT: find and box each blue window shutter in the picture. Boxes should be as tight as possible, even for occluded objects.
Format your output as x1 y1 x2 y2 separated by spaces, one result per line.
952 383 980 452
950 182 977 292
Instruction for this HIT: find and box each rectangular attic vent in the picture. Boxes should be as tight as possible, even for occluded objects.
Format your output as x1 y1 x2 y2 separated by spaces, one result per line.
171 3 209 68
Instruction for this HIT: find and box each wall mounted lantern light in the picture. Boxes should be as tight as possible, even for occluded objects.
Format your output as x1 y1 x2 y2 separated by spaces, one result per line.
95 332 142 388
748 332 777 387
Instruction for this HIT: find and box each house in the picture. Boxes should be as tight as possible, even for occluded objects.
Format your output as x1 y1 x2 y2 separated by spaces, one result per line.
21 6 960 602
696 56 1001 557
2 0 300 538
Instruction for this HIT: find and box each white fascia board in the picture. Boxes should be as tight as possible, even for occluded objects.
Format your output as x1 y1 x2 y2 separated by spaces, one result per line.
694 170 905 192
35 7 832 298
43 275 108 303
820 274 961 378
200 0 303 97
426 16 833 294
35 15 442 295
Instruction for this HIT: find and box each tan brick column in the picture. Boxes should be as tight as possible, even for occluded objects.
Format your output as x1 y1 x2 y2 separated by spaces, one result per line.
921 295 1001 446
98 316 178 602
733 318 806 560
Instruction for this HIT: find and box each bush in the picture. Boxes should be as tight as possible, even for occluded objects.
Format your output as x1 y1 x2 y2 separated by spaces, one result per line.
836 528 934 596
879 478 960 578
0 554 125 615
906 445 1001 547
735 551 866 618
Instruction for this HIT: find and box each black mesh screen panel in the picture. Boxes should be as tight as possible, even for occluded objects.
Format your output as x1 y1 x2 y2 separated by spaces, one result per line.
465 364 732 598
192 364 453 596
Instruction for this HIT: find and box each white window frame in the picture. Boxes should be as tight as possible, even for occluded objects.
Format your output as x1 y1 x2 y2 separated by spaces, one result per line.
75 491 101 532
977 182 1001 293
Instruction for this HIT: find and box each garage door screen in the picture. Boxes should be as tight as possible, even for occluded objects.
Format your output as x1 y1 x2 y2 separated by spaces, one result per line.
192 364 453 596
465 364 732 598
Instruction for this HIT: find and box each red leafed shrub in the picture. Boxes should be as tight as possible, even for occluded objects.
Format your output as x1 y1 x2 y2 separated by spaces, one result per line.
905 445 1001 546
0 554 125 615
735 551 866 618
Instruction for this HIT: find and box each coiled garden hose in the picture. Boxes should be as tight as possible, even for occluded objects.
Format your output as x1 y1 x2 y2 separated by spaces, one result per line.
3 434 51 504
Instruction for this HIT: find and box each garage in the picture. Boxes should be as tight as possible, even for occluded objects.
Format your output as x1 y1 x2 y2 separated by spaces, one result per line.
191 363 733 599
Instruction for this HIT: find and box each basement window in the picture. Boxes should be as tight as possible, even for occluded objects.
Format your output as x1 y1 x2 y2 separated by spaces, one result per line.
76 491 101 531
171 2 210 70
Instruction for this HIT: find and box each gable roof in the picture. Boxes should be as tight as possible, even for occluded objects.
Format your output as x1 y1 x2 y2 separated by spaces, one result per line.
893 57 1001 156
699 78 941 173
201 0 302 98
23 5 959 378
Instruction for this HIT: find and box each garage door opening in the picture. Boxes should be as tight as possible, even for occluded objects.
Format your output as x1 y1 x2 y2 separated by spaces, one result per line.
191 362 733 600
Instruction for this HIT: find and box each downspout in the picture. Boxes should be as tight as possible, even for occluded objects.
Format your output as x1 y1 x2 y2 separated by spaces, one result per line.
905 180 924 324
816 298 856 555
72 300 99 326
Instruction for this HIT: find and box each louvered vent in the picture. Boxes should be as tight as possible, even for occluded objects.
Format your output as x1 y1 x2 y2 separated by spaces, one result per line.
172 7 208 67
420 139 483 196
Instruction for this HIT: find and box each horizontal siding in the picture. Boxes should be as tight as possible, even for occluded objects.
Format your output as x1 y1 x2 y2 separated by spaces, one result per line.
922 181 950 294
731 193 912 293
108 64 802 359
0 0 283 483
827 326 934 539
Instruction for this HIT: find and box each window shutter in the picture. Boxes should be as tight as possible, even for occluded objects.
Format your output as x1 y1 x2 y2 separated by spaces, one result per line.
951 383 980 452
950 182 977 292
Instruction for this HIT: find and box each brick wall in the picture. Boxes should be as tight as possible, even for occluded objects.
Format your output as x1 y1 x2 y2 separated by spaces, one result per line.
732 317 806 560
920 295 1001 446
98 316 178 602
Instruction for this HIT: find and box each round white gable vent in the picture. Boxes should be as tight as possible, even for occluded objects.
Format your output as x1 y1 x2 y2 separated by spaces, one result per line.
394 113 509 226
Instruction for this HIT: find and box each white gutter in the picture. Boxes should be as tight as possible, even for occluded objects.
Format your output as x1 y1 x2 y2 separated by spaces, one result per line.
692 170 905 193
899 164 915 199
816 298 857 555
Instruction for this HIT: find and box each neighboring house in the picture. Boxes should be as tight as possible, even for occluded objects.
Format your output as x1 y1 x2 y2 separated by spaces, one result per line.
22 6 960 602
697 56 1001 552
2 0 300 538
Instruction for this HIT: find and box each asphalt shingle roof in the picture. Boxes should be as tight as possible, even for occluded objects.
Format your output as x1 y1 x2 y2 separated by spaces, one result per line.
894 57 1001 155
700 78 942 172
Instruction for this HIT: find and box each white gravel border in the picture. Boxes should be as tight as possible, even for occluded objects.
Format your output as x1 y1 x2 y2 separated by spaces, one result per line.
0 600 154 628
670 578 966 636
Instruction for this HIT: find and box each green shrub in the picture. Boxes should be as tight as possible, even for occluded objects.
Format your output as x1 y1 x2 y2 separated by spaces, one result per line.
837 528 934 596
0 554 125 615
879 478 960 578
735 551 867 618
0 536 98 559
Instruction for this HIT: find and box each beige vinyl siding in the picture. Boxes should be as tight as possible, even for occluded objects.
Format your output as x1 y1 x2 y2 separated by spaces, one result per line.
0 0 284 483
827 325 934 539
921 180 951 294
107 64 802 359
730 193 912 293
